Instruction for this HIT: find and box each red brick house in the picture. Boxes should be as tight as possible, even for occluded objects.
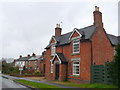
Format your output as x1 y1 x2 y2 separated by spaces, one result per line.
45 6 120 83
15 53 41 72
28 53 41 71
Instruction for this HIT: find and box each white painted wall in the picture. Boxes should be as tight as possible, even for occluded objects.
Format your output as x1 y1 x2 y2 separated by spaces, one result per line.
15 61 25 67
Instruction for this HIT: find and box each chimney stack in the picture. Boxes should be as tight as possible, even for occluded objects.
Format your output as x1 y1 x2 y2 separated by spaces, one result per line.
93 6 103 27
27 54 30 57
55 24 62 36
32 53 36 57
19 55 22 58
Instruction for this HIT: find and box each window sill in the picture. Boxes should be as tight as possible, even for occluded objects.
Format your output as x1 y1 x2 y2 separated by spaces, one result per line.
72 53 80 55
51 55 54 57
72 75 80 77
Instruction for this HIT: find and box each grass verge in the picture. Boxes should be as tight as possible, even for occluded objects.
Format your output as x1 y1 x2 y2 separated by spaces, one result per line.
15 79 118 89
51 81 118 88
15 79 60 88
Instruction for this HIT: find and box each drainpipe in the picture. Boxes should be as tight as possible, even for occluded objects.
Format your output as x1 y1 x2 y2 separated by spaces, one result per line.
62 46 63 53
90 40 93 65
66 62 68 81
90 39 93 83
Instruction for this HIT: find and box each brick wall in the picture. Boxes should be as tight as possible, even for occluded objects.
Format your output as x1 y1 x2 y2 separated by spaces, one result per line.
92 28 114 65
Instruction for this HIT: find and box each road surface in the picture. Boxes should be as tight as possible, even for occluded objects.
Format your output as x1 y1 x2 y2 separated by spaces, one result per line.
1 74 31 90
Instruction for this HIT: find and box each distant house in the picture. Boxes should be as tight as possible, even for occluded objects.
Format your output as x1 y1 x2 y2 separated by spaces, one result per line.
28 54 41 71
44 6 120 83
15 55 29 68
15 53 42 72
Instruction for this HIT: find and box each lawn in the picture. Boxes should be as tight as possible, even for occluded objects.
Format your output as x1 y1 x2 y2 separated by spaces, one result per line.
51 81 118 88
15 79 118 89
15 79 60 88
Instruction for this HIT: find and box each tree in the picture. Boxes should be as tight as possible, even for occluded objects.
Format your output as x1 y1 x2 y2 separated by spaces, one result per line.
2 60 19 75
109 43 120 87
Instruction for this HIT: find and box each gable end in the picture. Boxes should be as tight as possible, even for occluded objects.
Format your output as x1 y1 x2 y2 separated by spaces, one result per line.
69 28 82 40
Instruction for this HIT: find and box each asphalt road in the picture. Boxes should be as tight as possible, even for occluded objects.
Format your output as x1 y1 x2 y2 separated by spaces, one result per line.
1 74 31 90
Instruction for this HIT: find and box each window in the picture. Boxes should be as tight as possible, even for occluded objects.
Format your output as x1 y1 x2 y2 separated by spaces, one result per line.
51 64 53 73
34 61 37 65
73 39 80 54
73 60 80 75
29 67 32 70
51 44 56 56
29 61 30 65
114 47 116 55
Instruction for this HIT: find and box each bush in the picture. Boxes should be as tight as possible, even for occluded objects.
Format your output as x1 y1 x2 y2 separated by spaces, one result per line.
33 70 41 75
108 43 120 87
2 61 19 75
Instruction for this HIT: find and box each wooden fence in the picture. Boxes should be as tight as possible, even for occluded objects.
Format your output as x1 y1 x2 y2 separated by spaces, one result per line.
91 62 113 84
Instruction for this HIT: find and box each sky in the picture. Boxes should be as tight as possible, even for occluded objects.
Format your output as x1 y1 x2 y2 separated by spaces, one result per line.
118 1 120 35
0 1 119 59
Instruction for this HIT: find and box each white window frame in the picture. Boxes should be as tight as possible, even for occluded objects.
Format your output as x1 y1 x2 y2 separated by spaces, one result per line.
72 60 80 75
50 63 53 73
51 44 56 56
34 61 37 65
72 38 80 54
28 61 30 65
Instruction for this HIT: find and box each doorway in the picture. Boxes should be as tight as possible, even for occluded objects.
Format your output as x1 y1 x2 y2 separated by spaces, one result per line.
55 64 59 80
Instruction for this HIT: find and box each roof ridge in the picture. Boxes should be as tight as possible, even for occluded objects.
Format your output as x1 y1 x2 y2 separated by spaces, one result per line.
55 25 95 38
77 25 95 30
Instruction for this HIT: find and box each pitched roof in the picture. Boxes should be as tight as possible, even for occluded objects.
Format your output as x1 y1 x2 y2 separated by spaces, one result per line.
77 25 97 39
16 56 32 61
28 55 41 60
118 36 120 42
45 25 119 48
51 53 67 64
56 53 67 63
107 34 120 46
46 25 97 48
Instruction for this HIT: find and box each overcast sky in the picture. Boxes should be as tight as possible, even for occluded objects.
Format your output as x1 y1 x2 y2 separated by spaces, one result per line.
0 1 119 59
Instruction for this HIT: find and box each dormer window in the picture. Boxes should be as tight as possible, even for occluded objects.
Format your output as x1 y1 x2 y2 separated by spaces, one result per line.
73 38 80 54
51 44 56 56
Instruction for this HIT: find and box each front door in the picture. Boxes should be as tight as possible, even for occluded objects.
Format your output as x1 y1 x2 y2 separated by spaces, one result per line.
55 64 59 80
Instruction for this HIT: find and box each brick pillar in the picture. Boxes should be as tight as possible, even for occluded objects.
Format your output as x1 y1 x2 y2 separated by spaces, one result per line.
59 64 67 81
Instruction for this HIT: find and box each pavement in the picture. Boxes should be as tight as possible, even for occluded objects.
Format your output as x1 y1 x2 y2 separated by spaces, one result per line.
2 74 80 89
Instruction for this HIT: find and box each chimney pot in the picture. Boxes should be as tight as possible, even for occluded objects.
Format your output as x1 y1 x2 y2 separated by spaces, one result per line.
95 6 99 11
32 53 36 57
19 55 22 58
27 54 30 57
55 24 62 36
93 6 103 27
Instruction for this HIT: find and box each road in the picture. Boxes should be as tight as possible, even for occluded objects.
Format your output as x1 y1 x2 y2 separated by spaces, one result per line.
1 74 81 89
1 74 31 90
